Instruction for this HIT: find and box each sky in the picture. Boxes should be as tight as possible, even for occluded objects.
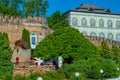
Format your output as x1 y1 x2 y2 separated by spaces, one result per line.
47 0 120 17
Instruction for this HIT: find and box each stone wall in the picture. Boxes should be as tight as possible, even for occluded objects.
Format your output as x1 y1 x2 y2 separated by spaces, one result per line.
14 63 55 76
0 15 46 25
0 15 49 49
86 36 120 47
11 47 31 63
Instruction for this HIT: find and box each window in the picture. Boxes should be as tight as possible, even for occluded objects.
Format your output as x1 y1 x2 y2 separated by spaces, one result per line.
90 32 96 36
107 20 112 28
107 33 113 40
99 32 105 38
82 31 87 36
116 34 120 42
116 20 120 28
39 33 43 42
72 17 78 26
81 18 87 27
99 19 104 27
30 32 37 49
90 19 95 27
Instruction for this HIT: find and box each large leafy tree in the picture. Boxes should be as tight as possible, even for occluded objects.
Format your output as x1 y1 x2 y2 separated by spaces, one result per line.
0 32 13 79
33 27 98 60
0 0 49 17
22 28 30 49
24 0 49 17
33 27 120 79
47 11 68 30
33 27 101 79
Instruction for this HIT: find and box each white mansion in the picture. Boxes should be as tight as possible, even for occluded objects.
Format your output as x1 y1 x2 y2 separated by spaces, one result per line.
66 4 120 42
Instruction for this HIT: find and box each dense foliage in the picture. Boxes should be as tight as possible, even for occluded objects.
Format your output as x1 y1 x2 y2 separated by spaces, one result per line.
112 45 120 67
47 11 68 30
101 41 112 59
33 27 120 79
0 32 13 79
33 27 100 79
0 4 20 16
33 27 98 60
0 0 49 17
22 28 30 49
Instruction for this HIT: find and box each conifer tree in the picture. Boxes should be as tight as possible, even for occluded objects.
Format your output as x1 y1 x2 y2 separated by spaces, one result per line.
22 28 30 49
112 45 120 66
47 11 68 30
101 41 112 59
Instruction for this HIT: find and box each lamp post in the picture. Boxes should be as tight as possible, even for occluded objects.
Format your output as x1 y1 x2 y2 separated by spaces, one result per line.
37 77 43 80
100 69 104 80
75 72 80 80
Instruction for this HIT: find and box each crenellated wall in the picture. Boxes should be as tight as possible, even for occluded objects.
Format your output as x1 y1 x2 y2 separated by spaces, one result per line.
86 36 120 47
0 15 49 49
0 15 46 25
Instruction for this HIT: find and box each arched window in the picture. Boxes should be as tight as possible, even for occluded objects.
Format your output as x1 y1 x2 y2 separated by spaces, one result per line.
72 17 78 26
107 33 113 40
82 31 87 36
99 32 105 38
116 20 120 28
99 19 104 28
90 32 96 36
81 18 87 27
116 34 120 42
90 18 95 27
30 32 37 49
107 20 112 28
39 33 43 42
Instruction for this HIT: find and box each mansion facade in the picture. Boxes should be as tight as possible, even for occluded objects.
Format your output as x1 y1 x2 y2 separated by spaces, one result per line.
66 4 120 42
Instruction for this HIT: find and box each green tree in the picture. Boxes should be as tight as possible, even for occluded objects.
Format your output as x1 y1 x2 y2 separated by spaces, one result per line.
25 0 35 17
40 0 49 16
0 0 10 6
24 0 49 17
101 59 119 78
0 4 20 16
22 28 30 49
0 0 49 17
0 32 13 79
101 41 112 59
11 0 23 11
33 27 98 60
112 45 120 66
47 11 68 30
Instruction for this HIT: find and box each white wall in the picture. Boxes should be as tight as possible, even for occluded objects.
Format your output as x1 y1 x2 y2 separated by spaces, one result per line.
68 11 120 41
